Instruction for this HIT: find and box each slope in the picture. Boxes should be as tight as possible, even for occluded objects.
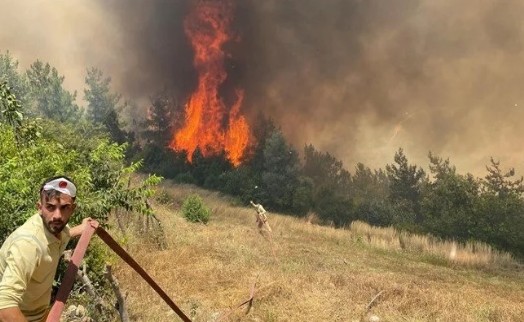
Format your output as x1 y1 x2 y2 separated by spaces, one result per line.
111 182 524 322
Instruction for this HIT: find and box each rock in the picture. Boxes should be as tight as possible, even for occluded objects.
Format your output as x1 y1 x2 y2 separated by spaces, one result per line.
65 305 77 317
209 311 220 321
369 314 380 322
75 305 86 317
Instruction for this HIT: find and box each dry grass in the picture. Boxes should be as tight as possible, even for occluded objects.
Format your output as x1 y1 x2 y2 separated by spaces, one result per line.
108 182 524 322
349 221 517 269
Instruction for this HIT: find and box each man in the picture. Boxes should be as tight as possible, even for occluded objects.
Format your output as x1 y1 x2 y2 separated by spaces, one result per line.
249 200 272 232
0 176 91 322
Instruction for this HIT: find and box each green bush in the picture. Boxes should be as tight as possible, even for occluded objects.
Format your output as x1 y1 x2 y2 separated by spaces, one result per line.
181 194 210 224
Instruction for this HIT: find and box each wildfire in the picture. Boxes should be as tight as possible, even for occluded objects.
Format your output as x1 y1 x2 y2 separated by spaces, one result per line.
169 0 251 166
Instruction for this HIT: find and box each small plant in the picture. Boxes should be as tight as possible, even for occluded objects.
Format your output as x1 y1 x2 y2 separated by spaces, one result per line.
155 189 172 205
181 194 210 224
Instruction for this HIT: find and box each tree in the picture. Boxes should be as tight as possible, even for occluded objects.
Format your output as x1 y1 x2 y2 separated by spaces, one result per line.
0 82 23 135
218 165 259 202
421 153 480 239
386 148 426 227
137 144 189 179
351 163 391 226
476 159 524 256
0 51 30 107
84 68 127 143
0 81 40 146
291 176 314 216
223 114 276 205
352 163 389 204
483 158 524 197
134 92 190 179
191 148 232 189
244 113 276 174
301 144 352 224
260 129 301 212
302 144 351 192
141 92 175 146
26 60 80 122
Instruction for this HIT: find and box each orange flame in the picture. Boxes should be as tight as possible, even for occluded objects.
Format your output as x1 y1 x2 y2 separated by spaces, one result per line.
170 0 250 166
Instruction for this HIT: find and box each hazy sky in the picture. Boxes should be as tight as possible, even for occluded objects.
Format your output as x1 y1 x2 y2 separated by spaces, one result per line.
2 0 524 176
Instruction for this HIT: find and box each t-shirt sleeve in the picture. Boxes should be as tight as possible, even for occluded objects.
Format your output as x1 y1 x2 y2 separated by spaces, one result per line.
0 238 42 309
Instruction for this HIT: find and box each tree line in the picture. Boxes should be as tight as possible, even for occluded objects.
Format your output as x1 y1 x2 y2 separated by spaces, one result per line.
1 51 522 259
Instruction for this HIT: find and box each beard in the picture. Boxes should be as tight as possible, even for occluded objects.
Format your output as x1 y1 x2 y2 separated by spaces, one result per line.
41 215 67 235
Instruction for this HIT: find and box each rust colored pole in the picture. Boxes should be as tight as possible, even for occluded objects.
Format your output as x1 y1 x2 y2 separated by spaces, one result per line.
46 221 191 322
46 221 99 322
96 227 191 322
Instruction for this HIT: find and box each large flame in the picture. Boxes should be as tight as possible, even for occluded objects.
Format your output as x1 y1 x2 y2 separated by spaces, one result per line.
170 0 250 166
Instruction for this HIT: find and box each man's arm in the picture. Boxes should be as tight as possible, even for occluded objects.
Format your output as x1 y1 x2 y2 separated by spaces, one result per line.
69 218 93 238
0 240 40 322
0 307 28 322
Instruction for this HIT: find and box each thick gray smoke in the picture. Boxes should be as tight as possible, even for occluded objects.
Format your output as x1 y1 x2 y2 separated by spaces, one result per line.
2 0 524 175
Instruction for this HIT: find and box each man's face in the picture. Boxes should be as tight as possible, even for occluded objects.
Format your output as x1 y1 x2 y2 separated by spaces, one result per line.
37 193 76 236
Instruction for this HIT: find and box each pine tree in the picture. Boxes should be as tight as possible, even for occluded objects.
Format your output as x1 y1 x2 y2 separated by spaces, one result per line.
84 67 127 143
26 60 80 122
261 129 300 212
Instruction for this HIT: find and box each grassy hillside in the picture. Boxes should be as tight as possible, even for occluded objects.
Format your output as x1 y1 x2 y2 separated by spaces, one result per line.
110 181 524 322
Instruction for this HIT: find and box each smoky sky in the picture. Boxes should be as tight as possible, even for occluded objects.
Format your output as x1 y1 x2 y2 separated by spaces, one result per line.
2 0 524 175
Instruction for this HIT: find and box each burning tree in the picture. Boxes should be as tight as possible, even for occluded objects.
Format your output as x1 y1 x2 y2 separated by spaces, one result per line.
170 0 251 166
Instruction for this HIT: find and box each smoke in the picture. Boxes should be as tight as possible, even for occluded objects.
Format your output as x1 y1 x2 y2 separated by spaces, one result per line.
236 0 524 174
0 0 127 97
2 0 524 175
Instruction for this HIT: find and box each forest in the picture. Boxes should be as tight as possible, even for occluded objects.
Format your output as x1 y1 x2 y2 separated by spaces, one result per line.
1 50 523 261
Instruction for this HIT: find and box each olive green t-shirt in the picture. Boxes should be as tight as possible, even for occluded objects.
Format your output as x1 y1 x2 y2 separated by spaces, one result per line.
0 214 70 322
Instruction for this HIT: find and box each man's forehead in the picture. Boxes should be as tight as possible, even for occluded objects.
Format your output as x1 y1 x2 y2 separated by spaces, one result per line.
43 195 74 205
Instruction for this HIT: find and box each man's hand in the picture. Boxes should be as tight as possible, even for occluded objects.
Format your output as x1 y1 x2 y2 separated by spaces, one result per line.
69 217 94 238
0 307 28 322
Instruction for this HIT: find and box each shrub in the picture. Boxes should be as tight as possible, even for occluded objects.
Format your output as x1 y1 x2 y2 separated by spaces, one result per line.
174 172 196 184
155 189 173 205
181 194 210 224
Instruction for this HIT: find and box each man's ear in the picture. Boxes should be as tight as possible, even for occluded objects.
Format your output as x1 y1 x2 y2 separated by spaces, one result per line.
72 203 77 212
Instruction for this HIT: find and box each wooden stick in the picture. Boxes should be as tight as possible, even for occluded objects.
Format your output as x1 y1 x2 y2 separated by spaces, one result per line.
366 290 385 311
105 265 130 322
